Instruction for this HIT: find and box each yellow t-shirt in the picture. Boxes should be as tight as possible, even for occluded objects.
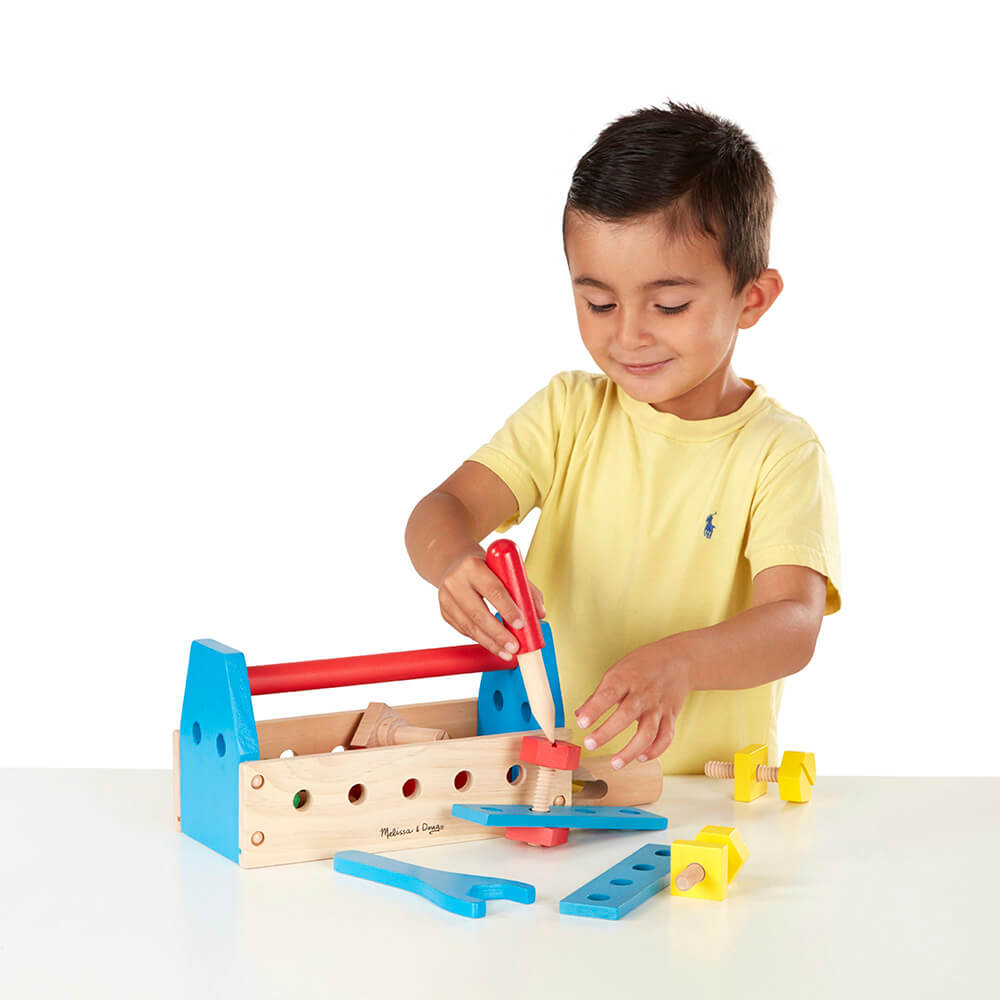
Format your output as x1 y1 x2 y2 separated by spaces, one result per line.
466 369 841 774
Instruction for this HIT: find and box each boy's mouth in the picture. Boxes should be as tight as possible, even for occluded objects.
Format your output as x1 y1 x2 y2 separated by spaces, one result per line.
621 359 671 374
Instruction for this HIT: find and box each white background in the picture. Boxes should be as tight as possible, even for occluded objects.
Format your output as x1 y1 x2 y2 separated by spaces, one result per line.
2 1 996 774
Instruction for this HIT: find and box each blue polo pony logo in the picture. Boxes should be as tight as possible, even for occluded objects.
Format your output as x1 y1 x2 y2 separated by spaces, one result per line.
704 512 717 539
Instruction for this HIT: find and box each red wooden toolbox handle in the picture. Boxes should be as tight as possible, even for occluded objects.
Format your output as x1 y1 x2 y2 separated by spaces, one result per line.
484 538 544 654
247 642 511 695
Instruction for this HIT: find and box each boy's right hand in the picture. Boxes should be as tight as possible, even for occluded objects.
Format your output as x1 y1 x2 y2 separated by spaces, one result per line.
438 549 546 662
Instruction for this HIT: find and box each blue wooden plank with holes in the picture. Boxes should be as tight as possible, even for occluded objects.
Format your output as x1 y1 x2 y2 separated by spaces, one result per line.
333 851 535 919
560 844 672 919
451 803 668 830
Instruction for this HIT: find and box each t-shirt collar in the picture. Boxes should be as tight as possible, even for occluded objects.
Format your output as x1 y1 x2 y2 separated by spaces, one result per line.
616 377 768 441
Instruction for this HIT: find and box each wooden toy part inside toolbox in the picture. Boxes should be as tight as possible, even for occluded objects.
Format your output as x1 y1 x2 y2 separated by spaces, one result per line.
174 627 584 868
349 701 449 748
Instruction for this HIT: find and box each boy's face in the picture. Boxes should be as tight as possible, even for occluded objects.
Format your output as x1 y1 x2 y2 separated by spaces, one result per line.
564 210 780 418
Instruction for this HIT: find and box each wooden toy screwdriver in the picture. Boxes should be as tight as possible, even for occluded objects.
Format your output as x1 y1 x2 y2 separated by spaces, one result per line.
484 539 556 744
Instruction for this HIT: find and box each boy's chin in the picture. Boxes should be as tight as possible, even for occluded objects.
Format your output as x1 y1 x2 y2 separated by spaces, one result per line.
591 358 682 402
613 370 677 400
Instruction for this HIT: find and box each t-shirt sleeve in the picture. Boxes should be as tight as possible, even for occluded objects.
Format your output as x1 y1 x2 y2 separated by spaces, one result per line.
745 439 842 614
465 372 569 533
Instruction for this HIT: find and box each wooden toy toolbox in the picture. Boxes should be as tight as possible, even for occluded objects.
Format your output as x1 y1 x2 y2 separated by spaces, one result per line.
172 621 571 869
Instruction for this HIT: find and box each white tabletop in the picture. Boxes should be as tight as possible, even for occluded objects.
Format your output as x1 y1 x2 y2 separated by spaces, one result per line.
1 770 996 999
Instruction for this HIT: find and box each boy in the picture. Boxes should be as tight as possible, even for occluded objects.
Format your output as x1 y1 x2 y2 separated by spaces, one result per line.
404 100 841 774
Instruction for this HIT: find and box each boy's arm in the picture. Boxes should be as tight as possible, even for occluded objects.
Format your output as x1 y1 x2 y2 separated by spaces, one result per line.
672 563 827 692
407 461 548 661
404 460 518 587
575 564 827 767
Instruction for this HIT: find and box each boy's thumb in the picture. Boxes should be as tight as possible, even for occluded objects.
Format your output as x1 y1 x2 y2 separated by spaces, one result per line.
528 582 546 618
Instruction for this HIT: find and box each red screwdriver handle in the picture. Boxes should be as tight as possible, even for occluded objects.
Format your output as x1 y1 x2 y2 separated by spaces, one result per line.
484 538 544 654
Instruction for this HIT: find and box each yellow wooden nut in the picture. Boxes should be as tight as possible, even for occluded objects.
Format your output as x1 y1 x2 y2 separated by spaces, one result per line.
777 750 816 802
733 743 768 801
670 840 729 900
695 825 749 882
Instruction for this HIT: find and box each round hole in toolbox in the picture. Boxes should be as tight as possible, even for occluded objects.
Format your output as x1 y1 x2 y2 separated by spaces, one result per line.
587 893 610 901
216 734 226 757
250 774 264 790
654 849 670 857
293 789 310 810
347 784 366 805
454 770 472 792
553 795 566 806
505 765 524 786
520 701 531 723
493 689 504 712
576 807 595 813
402 778 421 799
250 831 264 846
632 863 655 872
619 808 641 814
610 878 633 886
192 722 202 745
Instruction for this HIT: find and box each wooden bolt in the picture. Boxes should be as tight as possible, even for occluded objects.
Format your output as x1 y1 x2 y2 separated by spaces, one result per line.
532 766 556 813
670 826 749 901
674 863 705 891
519 735 582 812
506 735 582 847
350 702 450 749
704 746 816 802
704 760 779 782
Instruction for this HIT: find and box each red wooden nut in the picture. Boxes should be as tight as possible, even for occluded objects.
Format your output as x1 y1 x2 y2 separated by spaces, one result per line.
505 826 569 848
520 735 581 771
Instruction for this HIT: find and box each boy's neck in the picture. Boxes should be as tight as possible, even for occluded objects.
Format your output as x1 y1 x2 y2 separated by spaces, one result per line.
646 366 754 421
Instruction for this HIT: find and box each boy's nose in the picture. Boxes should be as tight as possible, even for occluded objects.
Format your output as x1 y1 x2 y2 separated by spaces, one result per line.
615 320 656 350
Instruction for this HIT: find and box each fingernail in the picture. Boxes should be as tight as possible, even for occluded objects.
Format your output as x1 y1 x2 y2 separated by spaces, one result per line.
584 737 596 750
611 758 623 770
577 716 590 729
500 650 512 661
512 619 524 629
505 641 518 653
638 754 648 762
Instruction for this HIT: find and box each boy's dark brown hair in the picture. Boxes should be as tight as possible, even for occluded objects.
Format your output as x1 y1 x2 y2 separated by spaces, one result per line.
562 99 775 299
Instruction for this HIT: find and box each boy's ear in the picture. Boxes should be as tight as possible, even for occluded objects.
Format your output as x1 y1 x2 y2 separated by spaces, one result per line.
737 268 783 330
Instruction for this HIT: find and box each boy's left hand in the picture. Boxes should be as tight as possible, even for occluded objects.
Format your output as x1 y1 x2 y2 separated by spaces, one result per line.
574 638 690 770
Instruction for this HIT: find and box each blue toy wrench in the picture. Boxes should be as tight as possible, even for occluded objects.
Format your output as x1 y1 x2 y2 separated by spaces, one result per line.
333 850 536 919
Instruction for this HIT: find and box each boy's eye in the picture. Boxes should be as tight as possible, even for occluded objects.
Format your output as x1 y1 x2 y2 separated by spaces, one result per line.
585 302 689 315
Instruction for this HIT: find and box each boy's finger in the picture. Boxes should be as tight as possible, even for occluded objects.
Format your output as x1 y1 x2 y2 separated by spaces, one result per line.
582 702 636 751
469 604 521 658
638 717 676 762
476 565 527 630
574 679 621 731
451 603 517 662
610 714 660 769
529 583 546 619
